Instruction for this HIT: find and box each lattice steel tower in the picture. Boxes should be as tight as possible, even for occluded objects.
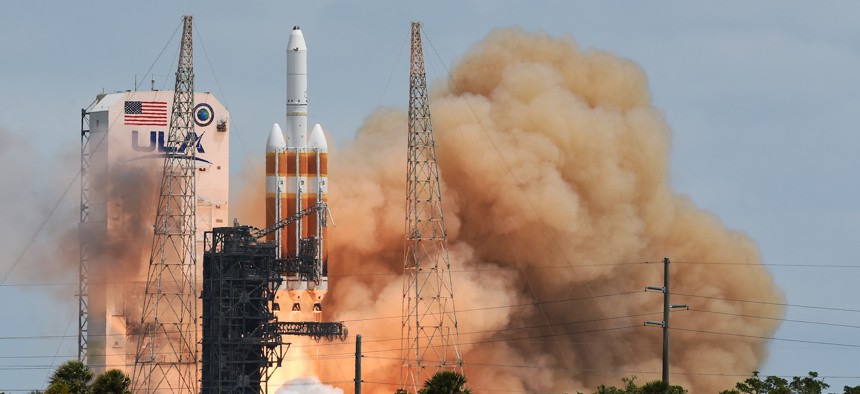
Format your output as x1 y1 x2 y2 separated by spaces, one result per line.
133 15 199 393
78 107 92 363
401 21 463 392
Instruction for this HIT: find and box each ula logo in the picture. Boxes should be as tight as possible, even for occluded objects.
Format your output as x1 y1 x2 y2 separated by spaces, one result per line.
131 130 212 164
132 130 206 154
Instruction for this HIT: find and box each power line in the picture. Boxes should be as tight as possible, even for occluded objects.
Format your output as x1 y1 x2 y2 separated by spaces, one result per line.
12 258 857 289
0 172 78 287
673 292 860 313
134 20 182 91
341 290 644 322
672 261 860 268
0 263 646 287
689 308 860 330
672 326 860 349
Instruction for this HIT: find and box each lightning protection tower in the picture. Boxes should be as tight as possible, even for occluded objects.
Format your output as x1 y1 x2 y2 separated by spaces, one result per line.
133 15 199 393
401 21 463 393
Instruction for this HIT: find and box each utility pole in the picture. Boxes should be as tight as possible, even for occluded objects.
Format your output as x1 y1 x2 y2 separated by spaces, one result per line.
645 257 687 387
355 334 362 394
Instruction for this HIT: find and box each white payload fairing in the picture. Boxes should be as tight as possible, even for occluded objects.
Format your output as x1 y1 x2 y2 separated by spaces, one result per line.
286 26 308 146
266 26 329 316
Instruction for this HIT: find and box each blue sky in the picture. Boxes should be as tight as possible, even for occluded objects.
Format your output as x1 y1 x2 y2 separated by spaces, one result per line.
2 1 860 392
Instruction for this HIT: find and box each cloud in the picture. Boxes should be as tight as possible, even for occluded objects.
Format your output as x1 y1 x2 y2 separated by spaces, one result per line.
275 376 344 394
310 28 784 393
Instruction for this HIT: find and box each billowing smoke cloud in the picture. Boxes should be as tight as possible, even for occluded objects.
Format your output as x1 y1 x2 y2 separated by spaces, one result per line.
0 127 82 291
87 161 159 283
0 25 784 393
276 377 344 394
300 28 784 393
0 125 157 288
0 123 159 375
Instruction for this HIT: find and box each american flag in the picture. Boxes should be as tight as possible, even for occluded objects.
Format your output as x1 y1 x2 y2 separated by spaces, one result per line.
124 101 168 126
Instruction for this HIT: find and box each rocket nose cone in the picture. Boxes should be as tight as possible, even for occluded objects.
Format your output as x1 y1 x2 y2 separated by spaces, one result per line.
266 123 286 151
308 123 328 151
288 28 307 52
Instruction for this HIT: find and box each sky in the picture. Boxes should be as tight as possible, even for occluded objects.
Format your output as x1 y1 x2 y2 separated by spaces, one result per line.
2 1 860 392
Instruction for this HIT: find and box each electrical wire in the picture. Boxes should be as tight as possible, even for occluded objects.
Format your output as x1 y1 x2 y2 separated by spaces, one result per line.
135 20 182 91
689 308 860 330
671 326 860 349
673 292 860 313
672 261 860 268
193 23 258 208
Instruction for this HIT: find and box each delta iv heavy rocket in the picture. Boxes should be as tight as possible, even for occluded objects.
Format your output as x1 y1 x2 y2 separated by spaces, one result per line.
266 26 329 316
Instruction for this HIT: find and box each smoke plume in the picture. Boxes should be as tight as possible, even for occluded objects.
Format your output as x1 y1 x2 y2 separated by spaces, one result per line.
0 127 77 287
302 28 784 393
276 377 344 394
0 125 157 288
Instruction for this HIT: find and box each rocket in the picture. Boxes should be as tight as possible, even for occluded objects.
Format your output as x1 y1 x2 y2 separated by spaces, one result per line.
266 26 328 315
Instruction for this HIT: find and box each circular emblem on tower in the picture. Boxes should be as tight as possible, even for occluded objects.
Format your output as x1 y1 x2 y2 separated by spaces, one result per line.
194 103 214 127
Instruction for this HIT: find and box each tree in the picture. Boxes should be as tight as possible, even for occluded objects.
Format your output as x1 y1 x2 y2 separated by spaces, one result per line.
789 372 828 394
595 376 639 394
640 380 687 394
90 369 131 394
844 385 860 394
722 371 833 394
418 371 472 394
45 382 71 394
722 371 789 394
591 376 686 394
47 361 92 394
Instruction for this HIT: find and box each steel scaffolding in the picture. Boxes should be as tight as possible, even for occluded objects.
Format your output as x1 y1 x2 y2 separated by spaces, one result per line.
201 224 346 393
133 15 200 393
78 108 91 363
401 21 463 393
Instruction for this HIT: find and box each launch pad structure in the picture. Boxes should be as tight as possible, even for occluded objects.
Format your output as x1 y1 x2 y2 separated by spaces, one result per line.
201 225 284 393
201 206 347 394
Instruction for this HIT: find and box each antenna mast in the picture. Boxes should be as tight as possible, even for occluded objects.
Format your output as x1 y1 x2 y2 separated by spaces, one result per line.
401 21 463 393
133 15 199 393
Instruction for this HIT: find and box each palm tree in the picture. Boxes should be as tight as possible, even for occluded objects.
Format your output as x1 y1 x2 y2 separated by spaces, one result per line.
90 369 132 394
47 361 92 394
418 371 472 394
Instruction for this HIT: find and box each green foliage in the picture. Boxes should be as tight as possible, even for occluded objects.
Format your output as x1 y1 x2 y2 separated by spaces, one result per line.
39 362 132 394
640 380 686 394
595 376 639 394
789 372 829 394
45 381 71 394
723 371 833 394
90 369 132 394
591 376 686 394
585 372 852 394
418 370 472 394
48 361 93 394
